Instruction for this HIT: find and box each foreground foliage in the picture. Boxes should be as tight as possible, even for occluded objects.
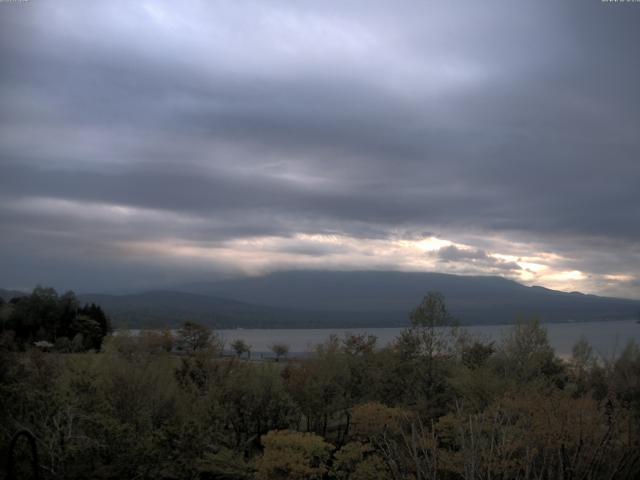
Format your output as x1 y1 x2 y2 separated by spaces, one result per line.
1 292 639 479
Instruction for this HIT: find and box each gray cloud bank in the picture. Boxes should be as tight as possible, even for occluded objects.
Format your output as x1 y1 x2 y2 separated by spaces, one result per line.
0 0 639 297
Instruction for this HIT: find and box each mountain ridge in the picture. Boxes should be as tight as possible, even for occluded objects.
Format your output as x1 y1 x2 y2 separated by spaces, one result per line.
3 271 639 328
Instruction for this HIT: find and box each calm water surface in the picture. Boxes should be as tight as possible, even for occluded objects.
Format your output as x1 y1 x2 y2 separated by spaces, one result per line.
217 320 640 358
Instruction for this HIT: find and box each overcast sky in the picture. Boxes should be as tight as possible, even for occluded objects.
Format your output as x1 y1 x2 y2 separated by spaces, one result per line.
1 0 639 297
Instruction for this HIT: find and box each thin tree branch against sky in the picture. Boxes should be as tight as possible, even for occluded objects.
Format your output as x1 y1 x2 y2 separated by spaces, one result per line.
0 0 638 298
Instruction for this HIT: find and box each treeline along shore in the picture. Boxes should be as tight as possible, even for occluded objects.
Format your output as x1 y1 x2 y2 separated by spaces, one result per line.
1 288 640 479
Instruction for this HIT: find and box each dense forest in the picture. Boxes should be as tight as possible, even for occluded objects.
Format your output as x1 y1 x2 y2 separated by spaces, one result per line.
0 286 111 352
1 291 639 479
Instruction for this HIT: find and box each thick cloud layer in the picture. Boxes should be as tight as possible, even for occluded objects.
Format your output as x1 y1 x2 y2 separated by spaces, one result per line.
1 0 639 297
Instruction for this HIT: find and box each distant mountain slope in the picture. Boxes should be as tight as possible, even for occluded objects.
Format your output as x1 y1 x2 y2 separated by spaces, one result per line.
0 288 26 301
77 290 376 328
77 291 275 328
181 270 640 325
4 271 640 328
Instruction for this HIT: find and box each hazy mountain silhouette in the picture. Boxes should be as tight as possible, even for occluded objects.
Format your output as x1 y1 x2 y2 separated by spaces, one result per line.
3 271 640 328
75 291 330 328
180 270 640 325
0 289 26 301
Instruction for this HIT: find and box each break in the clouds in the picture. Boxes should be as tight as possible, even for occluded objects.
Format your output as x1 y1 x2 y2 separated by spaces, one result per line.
1 0 639 298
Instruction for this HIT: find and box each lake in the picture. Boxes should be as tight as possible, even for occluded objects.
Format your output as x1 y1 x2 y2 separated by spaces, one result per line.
216 319 640 358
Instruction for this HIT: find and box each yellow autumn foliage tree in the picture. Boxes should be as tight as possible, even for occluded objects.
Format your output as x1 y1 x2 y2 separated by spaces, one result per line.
255 430 333 480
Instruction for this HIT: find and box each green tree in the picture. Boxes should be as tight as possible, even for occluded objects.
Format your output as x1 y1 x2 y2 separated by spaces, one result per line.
385 292 458 415
218 363 297 448
342 333 377 356
71 314 102 351
284 336 351 436
496 318 564 384
270 343 290 362
460 339 495 369
1 287 111 352
176 321 222 354
408 291 458 358
231 338 251 358
410 291 452 327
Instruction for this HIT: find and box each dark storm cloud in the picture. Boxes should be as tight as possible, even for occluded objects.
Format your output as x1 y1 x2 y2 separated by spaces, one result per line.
0 0 639 296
